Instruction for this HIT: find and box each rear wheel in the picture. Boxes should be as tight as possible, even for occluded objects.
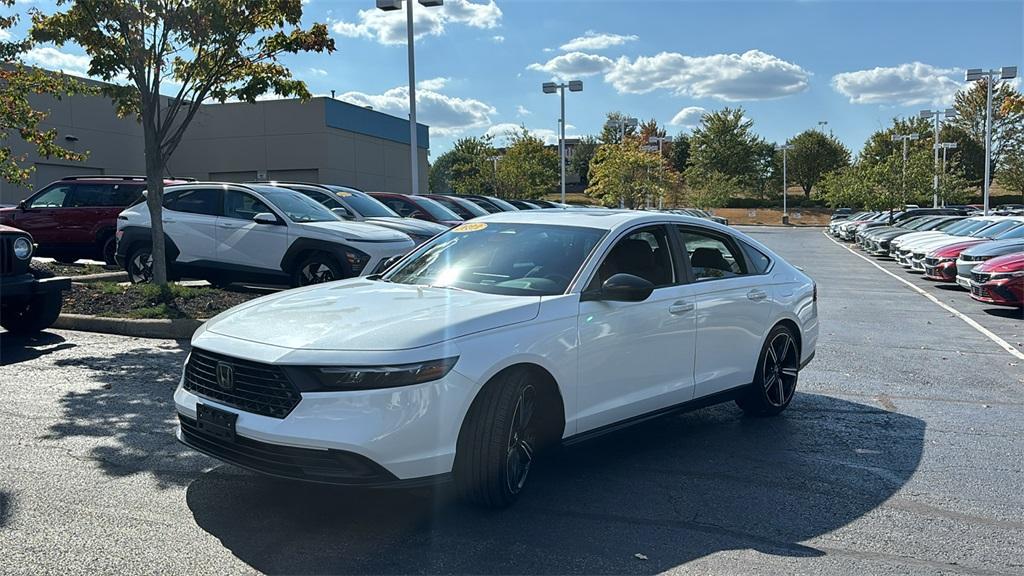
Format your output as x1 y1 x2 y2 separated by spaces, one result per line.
291 252 345 287
126 245 154 284
100 236 117 265
736 325 800 416
455 370 539 508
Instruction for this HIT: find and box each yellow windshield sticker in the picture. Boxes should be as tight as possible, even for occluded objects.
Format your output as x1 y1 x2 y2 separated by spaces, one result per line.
453 222 487 233
335 191 352 197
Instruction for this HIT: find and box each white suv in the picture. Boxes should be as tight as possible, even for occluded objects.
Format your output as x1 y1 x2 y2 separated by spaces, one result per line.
115 182 415 287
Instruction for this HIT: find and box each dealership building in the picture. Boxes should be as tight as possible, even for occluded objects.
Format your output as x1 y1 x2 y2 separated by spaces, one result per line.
0 82 430 204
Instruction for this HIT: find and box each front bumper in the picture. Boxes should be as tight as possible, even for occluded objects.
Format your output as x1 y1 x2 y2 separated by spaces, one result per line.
923 260 957 281
0 274 71 298
969 277 1023 307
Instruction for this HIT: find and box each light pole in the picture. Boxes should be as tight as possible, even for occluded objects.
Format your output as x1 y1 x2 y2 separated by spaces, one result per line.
919 108 957 208
377 0 444 195
936 142 958 206
543 80 583 204
777 143 792 225
818 120 828 133
648 136 672 209
892 133 920 218
965 66 1018 215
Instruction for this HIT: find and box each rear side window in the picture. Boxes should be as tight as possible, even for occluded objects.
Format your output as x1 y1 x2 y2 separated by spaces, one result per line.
164 188 221 216
741 242 772 275
677 227 749 281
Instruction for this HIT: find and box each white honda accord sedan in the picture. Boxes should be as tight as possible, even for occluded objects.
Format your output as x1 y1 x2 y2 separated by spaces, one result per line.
175 210 818 507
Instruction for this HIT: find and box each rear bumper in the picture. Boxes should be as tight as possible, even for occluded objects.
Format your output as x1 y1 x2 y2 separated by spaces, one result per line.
0 274 71 298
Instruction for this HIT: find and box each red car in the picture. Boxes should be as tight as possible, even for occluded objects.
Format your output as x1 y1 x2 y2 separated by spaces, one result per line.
0 175 189 264
968 252 1024 307
368 192 463 227
923 240 988 281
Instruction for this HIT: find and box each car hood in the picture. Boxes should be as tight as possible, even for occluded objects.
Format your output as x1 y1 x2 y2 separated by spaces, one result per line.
897 232 952 248
299 220 412 243
961 238 1024 258
365 217 448 237
978 252 1024 273
203 279 541 351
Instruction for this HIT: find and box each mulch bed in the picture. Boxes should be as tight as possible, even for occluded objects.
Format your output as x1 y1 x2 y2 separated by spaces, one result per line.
62 282 258 320
37 261 120 277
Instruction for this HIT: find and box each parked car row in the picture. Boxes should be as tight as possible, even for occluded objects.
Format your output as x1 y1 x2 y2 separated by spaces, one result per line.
832 209 1023 308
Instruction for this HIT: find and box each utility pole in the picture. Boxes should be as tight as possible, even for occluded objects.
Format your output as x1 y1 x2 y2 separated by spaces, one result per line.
936 142 958 206
777 143 793 225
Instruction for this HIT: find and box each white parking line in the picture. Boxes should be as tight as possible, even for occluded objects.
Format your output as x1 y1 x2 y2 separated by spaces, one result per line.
821 231 1024 361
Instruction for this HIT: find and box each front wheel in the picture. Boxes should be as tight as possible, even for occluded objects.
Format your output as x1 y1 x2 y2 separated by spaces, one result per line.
1 264 63 334
455 370 538 508
736 325 800 416
291 253 345 287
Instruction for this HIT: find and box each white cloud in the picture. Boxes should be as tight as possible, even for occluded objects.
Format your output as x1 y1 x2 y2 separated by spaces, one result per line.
330 0 501 46
417 77 449 90
491 35 505 43
516 105 532 117
669 106 707 128
832 62 964 106
0 30 11 41
309 67 328 76
339 85 495 137
560 31 638 52
527 51 614 79
485 123 580 146
605 49 810 101
22 47 92 76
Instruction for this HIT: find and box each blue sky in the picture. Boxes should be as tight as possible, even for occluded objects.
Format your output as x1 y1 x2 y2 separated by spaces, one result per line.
10 0 1024 158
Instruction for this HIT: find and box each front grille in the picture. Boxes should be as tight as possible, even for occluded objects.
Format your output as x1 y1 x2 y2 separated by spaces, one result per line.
972 271 991 284
184 349 301 418
925 257 940 266
0 236 11 275
178 414 395 484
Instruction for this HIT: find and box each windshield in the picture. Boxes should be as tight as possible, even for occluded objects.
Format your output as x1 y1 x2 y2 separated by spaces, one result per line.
383 223 606 296
996 224 1024 240
952 219 999 236
253 186 339 223
325 186 399 218
413 196 463 222
978 220 1024 238
430 195 489 218
903 217 936 229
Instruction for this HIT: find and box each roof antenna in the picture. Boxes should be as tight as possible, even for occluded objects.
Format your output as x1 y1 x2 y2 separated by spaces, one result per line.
330 90 336 99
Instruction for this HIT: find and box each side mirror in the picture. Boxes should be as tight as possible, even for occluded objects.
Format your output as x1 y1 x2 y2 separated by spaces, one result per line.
17 200 26 210
331 207 354 220
253 212 280 225
582 273 655 302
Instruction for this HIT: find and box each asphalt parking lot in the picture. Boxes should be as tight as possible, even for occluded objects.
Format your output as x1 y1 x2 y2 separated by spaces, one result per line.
1 226 1022 575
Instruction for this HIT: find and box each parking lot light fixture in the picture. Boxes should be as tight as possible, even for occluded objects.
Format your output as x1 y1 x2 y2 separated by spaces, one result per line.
919 109 957 208
377 0 444 196
542 79 583 204
777 143 793 225
964 66 1018 215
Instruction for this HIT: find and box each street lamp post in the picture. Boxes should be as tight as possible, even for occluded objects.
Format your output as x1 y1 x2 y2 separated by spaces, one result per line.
965 66 1018 215
936 142 958 206
892 133 920 219
818 120 828 133
543 80 583 204
377 0 444 195
777 144 792 225
647 135 672 209
919 108 957 208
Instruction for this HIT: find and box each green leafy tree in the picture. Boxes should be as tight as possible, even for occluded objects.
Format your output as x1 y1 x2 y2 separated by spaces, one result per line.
785 129 851 198
429 135 496 195
494 128 559 200
999 148 1024 202
1 0 90 186
32 0 334 286
688 107 760 190
818 165 867 209
681 168 738 210
568 135 598 187
750 138 779 201
951 79 1024 174
587 141 677 209
859 116 932 168
599 111 638 144
668 133 691 174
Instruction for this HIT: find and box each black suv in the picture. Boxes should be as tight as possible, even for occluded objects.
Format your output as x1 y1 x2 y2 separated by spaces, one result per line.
0 225 70 334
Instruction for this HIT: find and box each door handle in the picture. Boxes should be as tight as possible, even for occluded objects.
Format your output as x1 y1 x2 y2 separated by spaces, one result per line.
218 222 237 229
669 301 694 315
747 289 768 301
162 217 175 223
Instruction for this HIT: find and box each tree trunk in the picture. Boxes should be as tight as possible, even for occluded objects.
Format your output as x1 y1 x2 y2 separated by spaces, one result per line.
802 183 812 198
144 130 168 287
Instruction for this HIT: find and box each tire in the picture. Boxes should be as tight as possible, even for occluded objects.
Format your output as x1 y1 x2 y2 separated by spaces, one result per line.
1 264 63 334
126 245 154 284
455 369 539 508
736 324 800 417
54 255 78 264
291 252 345 287
100 235 117 265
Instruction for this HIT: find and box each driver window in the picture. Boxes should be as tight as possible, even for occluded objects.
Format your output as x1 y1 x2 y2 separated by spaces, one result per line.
223 190 273 221
28 185 72 208
677 227 748 281
588 225 676 290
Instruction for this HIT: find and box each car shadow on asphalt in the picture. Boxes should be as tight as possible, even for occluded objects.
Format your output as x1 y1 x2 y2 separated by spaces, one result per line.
0 490 11 529
43 343 209 488
0 331 76 366
185 393 925 575
980 307 1023 320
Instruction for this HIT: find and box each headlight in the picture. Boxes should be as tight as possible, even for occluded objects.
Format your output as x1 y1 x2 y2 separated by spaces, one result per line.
13 236 33 259
298 357 459 391
990 271 1024 281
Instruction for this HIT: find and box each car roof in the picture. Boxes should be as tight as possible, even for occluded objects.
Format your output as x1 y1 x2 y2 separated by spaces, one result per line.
471 208 716 231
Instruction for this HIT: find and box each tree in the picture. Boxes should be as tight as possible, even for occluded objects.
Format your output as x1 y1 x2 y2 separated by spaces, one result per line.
599 111 638 144
586 141 677 209
785 130 851 198
668 133 690 174
32 1 333 286
681 168 738 210
688 107 760 190
429 136 496 195
859 116 932 168
951 79 1024 174
750 138 778 201
568 135 598 187
1000 148 1024 201
1 0 89 186
494 128 559 200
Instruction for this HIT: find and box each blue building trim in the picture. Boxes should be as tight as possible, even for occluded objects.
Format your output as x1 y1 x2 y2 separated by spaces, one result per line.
324 98 430 150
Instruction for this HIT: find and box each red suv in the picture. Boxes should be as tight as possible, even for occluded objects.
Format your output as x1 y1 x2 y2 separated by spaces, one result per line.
0 176 188 264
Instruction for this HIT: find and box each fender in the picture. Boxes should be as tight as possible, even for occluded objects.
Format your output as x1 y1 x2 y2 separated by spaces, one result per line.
280 238 361 275
115 225 181 262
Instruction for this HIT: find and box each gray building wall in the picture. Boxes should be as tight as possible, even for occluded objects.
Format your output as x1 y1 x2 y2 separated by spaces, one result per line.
1 81 430 204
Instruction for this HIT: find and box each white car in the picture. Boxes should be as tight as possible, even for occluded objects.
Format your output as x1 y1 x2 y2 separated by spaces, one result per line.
891 216 1003 266
174 210 818 507
116 182 415 287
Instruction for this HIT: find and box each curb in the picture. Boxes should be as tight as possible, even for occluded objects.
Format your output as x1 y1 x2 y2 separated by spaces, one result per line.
53 313 203 339
70 271 128 284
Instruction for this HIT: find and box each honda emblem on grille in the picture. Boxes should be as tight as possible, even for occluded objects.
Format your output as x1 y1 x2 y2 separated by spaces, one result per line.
216 362 235 391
